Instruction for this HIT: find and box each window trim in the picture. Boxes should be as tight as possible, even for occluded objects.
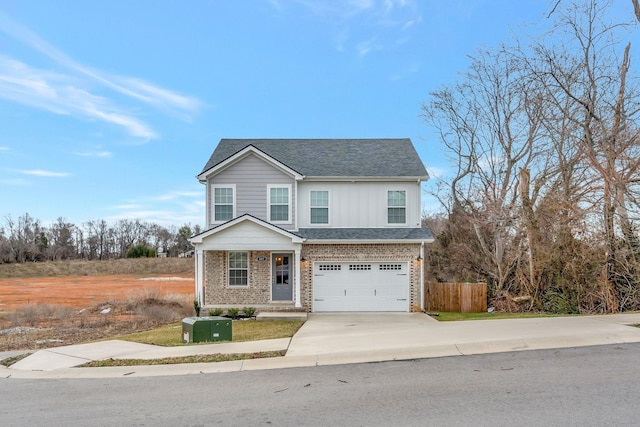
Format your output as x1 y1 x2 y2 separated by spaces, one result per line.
212 184 236 224
228 251 249 287
309 190 329 225
267 184 292 224
387 190 407 225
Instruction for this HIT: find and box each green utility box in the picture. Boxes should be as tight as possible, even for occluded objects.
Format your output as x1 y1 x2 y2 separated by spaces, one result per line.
182 316 232 343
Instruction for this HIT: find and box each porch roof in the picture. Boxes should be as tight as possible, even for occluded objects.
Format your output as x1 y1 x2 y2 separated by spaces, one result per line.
296 227 434 243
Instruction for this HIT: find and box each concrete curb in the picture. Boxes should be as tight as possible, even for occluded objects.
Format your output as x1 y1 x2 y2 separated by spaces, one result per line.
3 312 640 379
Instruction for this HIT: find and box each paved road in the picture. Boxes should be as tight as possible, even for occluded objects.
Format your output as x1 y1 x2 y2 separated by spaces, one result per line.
2 343 639 426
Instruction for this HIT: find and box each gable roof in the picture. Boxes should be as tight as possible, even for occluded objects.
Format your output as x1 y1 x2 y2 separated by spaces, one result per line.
199 139 429 179
190 213 305 244
197 145 304 182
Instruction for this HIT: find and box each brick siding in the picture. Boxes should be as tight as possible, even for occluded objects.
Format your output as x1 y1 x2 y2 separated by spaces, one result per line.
203 243 422 312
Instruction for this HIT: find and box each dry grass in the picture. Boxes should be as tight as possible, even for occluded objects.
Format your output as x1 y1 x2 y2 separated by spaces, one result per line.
0 258 194 278
0 291 197 351
6 304 76 326
80 350 287 367
434 311 566 321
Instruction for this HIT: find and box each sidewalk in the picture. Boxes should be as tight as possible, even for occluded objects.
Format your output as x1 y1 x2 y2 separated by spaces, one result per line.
3 312 640 379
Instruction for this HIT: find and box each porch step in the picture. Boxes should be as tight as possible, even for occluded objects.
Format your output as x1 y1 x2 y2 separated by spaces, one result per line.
256 311 308 322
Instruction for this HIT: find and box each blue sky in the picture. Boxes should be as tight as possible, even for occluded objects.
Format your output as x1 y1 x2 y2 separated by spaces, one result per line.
0 1 590 227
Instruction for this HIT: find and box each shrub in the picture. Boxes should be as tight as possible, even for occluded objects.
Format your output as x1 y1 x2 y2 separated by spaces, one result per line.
193 299 201 316
126 244 157 258
227 307 239 319
209 308 224 316
242 307 256 318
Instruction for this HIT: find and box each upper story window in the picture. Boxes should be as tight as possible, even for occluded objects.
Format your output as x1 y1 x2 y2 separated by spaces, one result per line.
310 190 329 224
387 190 406 224
268 185 291 223
228 251 248 287
213 185 235 222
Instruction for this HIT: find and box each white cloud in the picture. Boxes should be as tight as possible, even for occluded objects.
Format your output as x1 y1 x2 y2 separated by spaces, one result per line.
103 188 205 227
18 169 71 177
74 150 112 158
150 190 203 201
0 57 157 139
272 0 421 56
357 38 380 56
112 204 143 210
0 13 202 140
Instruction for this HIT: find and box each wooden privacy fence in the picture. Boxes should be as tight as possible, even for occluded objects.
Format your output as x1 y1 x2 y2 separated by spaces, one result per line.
426 282 487 313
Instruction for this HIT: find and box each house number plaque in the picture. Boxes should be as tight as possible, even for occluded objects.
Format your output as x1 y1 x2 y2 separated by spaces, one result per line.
256 256 267 261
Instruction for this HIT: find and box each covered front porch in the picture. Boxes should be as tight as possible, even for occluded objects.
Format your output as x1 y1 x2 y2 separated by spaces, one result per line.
190 215 306 311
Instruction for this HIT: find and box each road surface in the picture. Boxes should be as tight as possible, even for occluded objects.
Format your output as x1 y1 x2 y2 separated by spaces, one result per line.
2 343 639 426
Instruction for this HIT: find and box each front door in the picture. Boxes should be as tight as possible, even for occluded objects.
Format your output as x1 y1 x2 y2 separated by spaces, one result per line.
272 254 293 301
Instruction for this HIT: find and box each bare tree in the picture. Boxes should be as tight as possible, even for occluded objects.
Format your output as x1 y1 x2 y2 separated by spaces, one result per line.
423 47 542 295
528 0 640 310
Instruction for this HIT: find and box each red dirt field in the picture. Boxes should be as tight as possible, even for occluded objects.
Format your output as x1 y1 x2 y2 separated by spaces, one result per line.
0 274 194 311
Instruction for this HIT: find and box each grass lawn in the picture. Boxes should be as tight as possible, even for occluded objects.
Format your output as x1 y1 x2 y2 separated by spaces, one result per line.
432 312 567 321
112 319 304 346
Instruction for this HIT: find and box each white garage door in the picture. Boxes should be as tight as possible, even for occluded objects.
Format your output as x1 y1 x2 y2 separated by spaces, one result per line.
313 262 409 312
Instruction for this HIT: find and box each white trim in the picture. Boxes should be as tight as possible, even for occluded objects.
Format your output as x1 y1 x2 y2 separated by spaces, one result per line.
295 249 302 308
190 214 305 245
198 145 304 181
309 190 330 225
267 184 292 225
294 180 299 230
387 189 407 225
228 251 249 287
195 249 204 305
211 184 236 225
302 176 428 182
303 238 432 244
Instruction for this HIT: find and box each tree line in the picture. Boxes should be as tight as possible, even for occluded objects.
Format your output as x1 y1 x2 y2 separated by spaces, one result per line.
0 213 202 263
422 0 640 313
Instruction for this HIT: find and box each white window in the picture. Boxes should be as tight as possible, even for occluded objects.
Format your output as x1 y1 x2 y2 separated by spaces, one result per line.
387 190 406 224
310 190 329 224
228 251 248 286
268 185 291 223
213 185 235 222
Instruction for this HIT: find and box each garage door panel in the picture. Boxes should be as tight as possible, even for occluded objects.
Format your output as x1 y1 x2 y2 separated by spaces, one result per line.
314 262 409 312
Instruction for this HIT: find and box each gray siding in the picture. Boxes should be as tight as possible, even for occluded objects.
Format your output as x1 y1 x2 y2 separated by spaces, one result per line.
208 154 296 229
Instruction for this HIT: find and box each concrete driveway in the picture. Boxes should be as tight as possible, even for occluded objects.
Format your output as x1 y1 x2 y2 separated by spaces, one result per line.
286 312 640 365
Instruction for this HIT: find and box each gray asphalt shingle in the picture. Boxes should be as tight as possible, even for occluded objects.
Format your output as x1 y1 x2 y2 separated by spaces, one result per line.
296 227 434 241
199 138 428 178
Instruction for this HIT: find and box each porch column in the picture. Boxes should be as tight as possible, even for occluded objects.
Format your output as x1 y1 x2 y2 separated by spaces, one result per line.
294 248 302 308
195 249 204 305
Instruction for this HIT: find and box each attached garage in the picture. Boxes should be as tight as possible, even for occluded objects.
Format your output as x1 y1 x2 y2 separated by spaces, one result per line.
313 261 409 312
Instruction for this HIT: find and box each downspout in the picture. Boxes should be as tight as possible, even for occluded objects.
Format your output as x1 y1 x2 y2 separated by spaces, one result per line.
420 241 425 312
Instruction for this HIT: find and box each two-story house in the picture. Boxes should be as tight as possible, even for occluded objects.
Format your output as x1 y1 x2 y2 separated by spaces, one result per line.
190 139 434 312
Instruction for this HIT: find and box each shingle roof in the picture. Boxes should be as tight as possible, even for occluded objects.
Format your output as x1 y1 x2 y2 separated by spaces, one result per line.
199 139 428 178
296 227 434 241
